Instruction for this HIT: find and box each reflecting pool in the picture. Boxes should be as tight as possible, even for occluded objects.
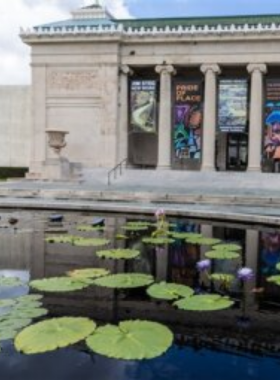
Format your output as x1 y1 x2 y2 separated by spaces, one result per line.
0 210 279 380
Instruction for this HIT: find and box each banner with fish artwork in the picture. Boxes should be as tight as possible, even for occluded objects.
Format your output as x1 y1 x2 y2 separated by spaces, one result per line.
173 81 203 160
130 80 157 133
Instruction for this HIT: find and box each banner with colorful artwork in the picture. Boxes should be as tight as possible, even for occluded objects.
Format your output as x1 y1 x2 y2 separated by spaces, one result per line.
263 79 280 160
173 81 203 160
130 80 157 133
218 79 248 133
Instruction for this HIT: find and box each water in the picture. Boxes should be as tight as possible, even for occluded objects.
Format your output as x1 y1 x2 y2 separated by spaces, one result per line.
0 210 279 380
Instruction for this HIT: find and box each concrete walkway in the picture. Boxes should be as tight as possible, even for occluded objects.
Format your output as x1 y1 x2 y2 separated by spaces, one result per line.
0 169 280 225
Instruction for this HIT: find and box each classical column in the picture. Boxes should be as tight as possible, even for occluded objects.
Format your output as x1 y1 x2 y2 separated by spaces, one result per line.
247 64 267 172
200 64 221 171
155 64 176 169
117 65 133 163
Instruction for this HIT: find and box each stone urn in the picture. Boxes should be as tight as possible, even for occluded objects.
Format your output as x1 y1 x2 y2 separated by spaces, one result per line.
46 129 69 155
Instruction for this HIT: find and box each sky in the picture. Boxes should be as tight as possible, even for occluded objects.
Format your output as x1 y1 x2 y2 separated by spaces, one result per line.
2 0 280 85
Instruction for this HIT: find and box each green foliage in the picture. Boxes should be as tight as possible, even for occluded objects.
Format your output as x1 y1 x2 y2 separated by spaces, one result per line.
30 277 90 292
96 249 140 260
45 235 79 244
142 237 175 245
86 320 173 360
267 275 280 286
115 234 128 240
210 273 235 283
67 268 110 279
205 250 240 260
276 263 280 271
174 294 234 311
122 225 149 232
93 273 154 289
171 232 201 240
0 299 16 308
76 225 105 232
15 317 96 354
213 243 242 251
146 282 194 301
0 277 23 287
73 238 110 247
126 221 152 227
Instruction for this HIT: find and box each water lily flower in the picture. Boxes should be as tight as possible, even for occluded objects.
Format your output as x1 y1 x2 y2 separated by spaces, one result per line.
237 267 254 281
196 259 211 272
155 208 165 219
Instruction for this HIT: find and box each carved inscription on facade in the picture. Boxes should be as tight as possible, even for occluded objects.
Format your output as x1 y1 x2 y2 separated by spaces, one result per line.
48 71 98 91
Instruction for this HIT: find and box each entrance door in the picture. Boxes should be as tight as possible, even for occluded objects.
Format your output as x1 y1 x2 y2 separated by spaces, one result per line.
226 133 248 171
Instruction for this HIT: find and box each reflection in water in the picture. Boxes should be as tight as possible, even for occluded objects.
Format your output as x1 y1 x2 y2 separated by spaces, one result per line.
0 210 279 379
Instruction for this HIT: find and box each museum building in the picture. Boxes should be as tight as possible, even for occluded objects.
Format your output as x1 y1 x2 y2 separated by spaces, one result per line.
21 2 280 179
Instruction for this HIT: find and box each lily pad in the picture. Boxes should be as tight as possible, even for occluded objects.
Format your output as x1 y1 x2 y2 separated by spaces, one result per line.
174 294 234 311
126 221 152 227
267 275 280 286
276 263 280 271
171 232 200 240
73 238 110 247
147 282 194 301
9 308 48 319
67 268 110 279
16 295 43 303
142 237 175 245
86 320 173 360
0 277 23 287
210 273 235 283
192 237 221 246
76 225 105 232
13 301 43 310
96 249 140 260
213 243 242 251
122 226 149 232
30 277 89 292
115 234 128 240
0 299 16 308
205 251 240 260
93 273 154 289
0 329 18 341
45 235 79 244
15 317 96 354
0 318 32 330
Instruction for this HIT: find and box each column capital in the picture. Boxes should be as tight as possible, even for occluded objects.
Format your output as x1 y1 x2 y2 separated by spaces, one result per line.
247 63 267 75
120 65 133 76
200 63 221 75
155 64 176 75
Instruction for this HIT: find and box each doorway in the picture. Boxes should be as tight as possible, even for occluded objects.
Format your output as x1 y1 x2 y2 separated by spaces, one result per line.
226 133 248 171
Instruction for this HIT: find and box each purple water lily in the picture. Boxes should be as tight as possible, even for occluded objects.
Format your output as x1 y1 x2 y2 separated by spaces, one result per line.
196 259 211 272
237 267 254 281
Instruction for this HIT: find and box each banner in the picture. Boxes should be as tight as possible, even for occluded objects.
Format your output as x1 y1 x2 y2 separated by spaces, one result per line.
218 79 248 133
130 80 157 133
173 81 203 160
263 79 280 160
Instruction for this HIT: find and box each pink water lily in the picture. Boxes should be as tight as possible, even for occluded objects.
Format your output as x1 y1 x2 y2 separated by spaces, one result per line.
155 208 165 219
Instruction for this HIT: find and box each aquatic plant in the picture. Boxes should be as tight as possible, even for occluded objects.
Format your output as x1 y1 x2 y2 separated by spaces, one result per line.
96 248 140 260
267 275 280 286
196 259 211 272
121 225 149 232
237 267 254 281
205 250 240 260
93 273 154 289
142 237 175 245
86 320 173 360
0 276 23 287
67 268 110 279
213 243 242 251
146 282 194 301
76 225 105 232
174 294 234 311
15 317 96 354
30 277 90 292
73 238 110 247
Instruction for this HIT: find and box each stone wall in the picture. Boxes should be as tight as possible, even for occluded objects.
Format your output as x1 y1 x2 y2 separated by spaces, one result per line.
0 86 31 168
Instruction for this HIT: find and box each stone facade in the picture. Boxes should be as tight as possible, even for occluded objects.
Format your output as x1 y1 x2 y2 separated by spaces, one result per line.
21 3 280 178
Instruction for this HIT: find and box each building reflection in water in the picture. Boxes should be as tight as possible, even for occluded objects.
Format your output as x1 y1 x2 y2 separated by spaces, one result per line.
0 211 279 356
